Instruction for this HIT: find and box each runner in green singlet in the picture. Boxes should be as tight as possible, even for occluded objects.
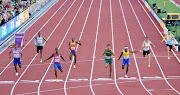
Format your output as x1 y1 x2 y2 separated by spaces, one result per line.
100 44 115 78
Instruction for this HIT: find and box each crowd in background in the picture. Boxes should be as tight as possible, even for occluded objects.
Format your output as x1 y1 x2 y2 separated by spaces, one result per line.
0 0 35 26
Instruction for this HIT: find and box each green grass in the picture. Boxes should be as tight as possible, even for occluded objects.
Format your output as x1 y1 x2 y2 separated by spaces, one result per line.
147 0 180 38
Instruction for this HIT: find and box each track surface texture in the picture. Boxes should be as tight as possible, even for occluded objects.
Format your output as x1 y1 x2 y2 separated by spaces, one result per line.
0 0 180 95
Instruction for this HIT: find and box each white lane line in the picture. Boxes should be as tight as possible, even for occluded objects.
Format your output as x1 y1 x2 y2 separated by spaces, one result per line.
10 0 70 95
45 79 63 82
89 0 102 95
94 78 113 81
118 77 137 80
21 80 39 83
0 0 67 76
138 0 180 63
0 81 14 84
143 76 162 79
127 0 180 94
64 0 94 94
110 0 123 94
118 0 152 94
167 76 180 78
148 89 173 91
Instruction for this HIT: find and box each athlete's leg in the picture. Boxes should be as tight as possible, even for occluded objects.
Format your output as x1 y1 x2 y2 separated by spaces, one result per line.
55 70 57 79
167 46 170 57
110 65 112 74
122 66 125 69
14 65 18 73
40 50 43 60
105 63 108 68
74 53 77 65
126 65 129 75
69 53 72 60
148 54 151 67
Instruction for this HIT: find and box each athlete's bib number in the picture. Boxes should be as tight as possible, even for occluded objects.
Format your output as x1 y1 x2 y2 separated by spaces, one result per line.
37 40 42 43
167 37 172 41
106 56 111 59
124 56 129 59
71 47 75 50
55 59 60 62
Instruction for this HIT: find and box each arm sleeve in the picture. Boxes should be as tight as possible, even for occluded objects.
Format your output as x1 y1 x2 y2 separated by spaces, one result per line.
34 39 37 45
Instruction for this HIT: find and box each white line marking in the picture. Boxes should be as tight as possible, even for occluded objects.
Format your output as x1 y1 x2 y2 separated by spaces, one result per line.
118 77 137 80
0 0 67 76
110 0 123 94
128 0 180 94
118 0 152 94
0 81 14 84
90 0 102 95
167 76 180 78
21 80 39 83
148 89 173 91
94 78 113 81
10 0 70 95
138 0 180 63
143 77 162 79
45 79 63 82
64 0 94 94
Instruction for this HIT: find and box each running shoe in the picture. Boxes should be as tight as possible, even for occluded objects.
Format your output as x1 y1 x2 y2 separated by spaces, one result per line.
148 64 150 67
168 57 170 59
16 73 19 76
110 73 112 78
73 65 76 69
56 79 59 82
40 59 42 63
125 75 128 78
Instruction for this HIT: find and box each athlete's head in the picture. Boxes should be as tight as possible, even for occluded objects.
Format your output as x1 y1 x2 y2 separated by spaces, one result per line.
125 46 128 51
14 43 18 49
168 30 171 35
145 36 149 41
38 31 41 37
107 44 111 49
71 37 75 41
55 48 58 53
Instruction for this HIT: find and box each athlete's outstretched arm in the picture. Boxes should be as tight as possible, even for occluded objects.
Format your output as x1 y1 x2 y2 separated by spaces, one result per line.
111 51 115 56
20 52 23 58
69 42 71 49
129 50 141 53
34 37 37 46
44 54 54 62
9 51 12 58
100 52 105 57
43 36 47 42
150 41 156 48
60 53 66 62
77 41 81 45
118 52 123 60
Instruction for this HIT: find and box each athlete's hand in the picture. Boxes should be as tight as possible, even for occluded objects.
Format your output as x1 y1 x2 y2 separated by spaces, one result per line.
139 50 142 52
9 56 11 58
118 58 120 60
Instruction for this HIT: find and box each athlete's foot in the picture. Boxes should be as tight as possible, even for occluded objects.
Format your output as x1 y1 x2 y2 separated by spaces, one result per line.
56 79 59 82
40 59 42 63
73 65 76 69
168 57 170 59
110 74 112 78
125 75 128 78
16 73 19 76
148 64 150 67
